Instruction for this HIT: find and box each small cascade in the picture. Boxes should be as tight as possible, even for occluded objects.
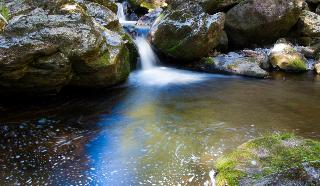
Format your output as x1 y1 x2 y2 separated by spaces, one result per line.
116 2 137 27
135 37 157 70
116 3 126 22
116 1 209 86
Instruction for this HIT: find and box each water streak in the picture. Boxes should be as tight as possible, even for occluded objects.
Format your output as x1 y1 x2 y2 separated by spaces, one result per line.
116 3 126 22
135 37 158 69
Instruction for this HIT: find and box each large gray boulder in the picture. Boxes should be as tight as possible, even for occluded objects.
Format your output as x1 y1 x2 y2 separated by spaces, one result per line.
195 50 269 78
0 1 135 95
150 3 226 61
225 0 304 47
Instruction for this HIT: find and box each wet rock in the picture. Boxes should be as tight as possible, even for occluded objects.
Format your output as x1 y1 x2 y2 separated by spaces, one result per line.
225 0 304 48
316 4 320 15
150 3 225 61
196 50 269 78
298 10 320 37
137 8 162 27
305 0 320 4
129 0 167 10
200 0 242 13
87 0 118 13
215 133 320 186
78 1 120 30
0 1 134 95
269 40 308 72
295 45 317 59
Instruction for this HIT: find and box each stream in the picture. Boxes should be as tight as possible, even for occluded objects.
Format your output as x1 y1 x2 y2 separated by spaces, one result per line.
0 2 320 186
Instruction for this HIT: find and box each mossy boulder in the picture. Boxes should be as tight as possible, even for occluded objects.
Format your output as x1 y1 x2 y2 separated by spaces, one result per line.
215 133 320 186
195 50 269 78
225 0 304 48
0 1 135 95
150 3 225 61
269 41 308 72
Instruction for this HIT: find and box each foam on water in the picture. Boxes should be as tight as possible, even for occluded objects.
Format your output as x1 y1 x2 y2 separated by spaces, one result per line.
135 37 158 70
129 67 211 86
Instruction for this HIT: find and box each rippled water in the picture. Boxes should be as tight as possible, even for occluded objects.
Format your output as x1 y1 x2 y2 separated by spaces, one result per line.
0 71 320 185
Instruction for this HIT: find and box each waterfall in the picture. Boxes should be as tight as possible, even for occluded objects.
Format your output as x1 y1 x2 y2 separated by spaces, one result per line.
116 2 157 70
116 3 126 22
135 37 157 70
116 1 208 86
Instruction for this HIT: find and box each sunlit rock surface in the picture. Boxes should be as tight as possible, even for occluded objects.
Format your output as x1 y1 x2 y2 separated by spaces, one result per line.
269 40 308 72
195 50 269 78
0 0 134 95
225 0 304 47
150 3 225 61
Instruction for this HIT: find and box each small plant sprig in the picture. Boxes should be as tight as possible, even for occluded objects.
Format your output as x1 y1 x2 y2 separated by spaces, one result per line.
0 1 9 23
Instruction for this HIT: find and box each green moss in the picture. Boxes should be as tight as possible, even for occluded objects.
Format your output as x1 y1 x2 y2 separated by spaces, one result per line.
227 64 237 70
0 2 10 21
201 57 215 65
215 133 320 186
91 52 111 68
288 58 307 71
216 150 253 185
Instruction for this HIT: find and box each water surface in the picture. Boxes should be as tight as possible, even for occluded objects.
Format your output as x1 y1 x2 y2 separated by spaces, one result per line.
0 70 320 185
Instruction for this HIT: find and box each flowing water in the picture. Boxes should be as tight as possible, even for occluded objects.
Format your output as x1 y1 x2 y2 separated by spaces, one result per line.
1 71 320 185
1 3 320 186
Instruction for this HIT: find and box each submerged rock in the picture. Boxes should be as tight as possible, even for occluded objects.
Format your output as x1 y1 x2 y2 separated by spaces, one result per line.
0 1 135 95
226 0 304 47
150 3 225 61
269 40 308 72
215 133 320 186
195 50 269 78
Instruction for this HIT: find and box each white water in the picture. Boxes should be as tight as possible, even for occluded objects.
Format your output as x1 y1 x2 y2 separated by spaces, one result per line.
116 3 137 26
116 3 126 22
135 37 157 69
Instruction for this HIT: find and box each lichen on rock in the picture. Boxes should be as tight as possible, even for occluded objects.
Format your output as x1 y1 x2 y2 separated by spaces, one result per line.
0 0 136 95
215 133 320 186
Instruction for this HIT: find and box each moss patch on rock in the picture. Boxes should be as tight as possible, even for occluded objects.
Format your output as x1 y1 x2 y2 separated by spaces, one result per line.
215 133 320 186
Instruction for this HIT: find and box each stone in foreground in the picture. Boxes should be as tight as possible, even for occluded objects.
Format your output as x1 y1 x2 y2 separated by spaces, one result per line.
0 1 135 95
215 133 320 186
